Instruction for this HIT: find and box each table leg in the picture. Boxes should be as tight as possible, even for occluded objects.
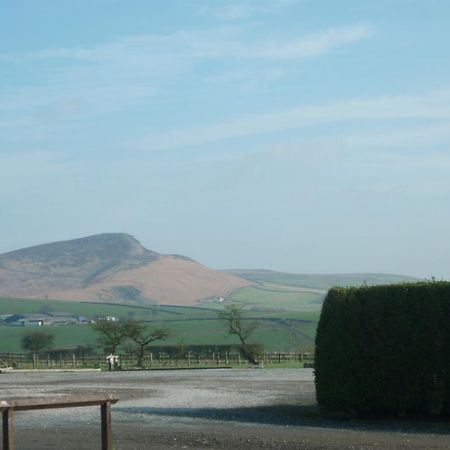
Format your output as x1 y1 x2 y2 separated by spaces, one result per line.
2 409 14 450
100 402 112 450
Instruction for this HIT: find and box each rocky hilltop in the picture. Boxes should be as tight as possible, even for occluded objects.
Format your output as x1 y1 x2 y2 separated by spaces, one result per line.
0 233 251 306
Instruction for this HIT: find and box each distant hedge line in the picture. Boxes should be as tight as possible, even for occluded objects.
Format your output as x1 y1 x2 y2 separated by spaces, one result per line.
315 282 450 416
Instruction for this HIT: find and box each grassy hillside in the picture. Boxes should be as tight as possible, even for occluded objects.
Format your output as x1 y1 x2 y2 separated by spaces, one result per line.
224 284 324 312
224 270 420 290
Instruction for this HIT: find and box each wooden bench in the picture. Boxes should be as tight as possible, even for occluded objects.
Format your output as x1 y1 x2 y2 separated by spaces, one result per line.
0 394 118 450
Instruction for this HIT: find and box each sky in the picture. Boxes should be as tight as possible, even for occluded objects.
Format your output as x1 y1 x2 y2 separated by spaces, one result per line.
1 0 450 278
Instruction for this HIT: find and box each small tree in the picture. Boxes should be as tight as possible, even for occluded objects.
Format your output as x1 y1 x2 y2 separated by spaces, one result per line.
22 330 54 353
22 330 54 367
218 304 259 364
91 320 129 354
125 320 169 368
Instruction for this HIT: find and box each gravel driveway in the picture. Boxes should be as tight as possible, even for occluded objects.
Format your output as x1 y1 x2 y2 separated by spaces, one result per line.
1 368 450 449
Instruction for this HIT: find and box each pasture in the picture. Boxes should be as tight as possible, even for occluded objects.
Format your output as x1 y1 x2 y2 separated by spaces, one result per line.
0 280 322 354
225 270 419 290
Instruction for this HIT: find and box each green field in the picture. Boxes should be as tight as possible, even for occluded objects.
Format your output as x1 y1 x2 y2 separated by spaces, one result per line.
0 281 321 354
0 269 418 355
0 324 98 353
0 298 213 321
226 284 324 312
225 270 419 290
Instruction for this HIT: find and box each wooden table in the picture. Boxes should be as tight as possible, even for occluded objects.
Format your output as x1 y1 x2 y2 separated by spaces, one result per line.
1 394 118 450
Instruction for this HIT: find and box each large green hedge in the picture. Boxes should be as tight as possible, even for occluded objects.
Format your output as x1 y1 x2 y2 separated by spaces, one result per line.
315 282 450 416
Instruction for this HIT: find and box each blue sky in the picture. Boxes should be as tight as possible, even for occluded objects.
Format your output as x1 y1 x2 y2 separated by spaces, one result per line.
1 0 450 278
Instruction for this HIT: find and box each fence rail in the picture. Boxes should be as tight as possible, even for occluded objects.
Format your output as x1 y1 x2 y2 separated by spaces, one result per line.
0 351 313 370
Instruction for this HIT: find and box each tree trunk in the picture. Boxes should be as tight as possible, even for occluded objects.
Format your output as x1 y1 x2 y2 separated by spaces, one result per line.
137 347 144 368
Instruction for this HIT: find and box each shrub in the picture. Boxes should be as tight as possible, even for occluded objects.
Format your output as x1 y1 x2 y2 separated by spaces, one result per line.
315 281 450 416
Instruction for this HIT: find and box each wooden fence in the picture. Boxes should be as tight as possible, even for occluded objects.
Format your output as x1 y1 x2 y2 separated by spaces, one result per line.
0 351 313 370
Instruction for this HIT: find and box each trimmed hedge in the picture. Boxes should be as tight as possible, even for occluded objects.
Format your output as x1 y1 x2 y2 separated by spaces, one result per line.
315 282 450 416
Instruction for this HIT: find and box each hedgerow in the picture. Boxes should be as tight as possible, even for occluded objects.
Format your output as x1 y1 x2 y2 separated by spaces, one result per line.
315 281 450 416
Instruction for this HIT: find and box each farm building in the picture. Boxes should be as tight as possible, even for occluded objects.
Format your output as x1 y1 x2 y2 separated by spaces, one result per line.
0 312 85 326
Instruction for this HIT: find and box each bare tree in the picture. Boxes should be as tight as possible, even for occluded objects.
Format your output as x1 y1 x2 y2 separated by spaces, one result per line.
218 304 260 364
124 320 169 367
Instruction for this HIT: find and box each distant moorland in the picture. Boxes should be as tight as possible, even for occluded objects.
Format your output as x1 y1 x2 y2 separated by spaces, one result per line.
0 234 419 354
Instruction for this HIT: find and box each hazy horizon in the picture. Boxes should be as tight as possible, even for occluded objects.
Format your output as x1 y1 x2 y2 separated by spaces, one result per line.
0 231 425 279
1 1 449 279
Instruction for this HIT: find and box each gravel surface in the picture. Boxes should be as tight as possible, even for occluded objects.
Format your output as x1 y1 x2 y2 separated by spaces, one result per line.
1 368 450 449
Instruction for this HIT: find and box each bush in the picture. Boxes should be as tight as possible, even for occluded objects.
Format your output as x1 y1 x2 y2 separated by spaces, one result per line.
315 281 450 416
21 330 54 354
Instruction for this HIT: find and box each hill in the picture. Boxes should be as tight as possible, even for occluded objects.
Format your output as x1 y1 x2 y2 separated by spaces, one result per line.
223 269 420 291
0 234 251 306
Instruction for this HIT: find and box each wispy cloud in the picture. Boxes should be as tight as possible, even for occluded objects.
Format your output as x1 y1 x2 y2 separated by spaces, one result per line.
179 24 374 60
199 0 299 21
0 23 374 134
251 24 374 59
345 122 450 151
136 90 450 150
9 23 374 63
